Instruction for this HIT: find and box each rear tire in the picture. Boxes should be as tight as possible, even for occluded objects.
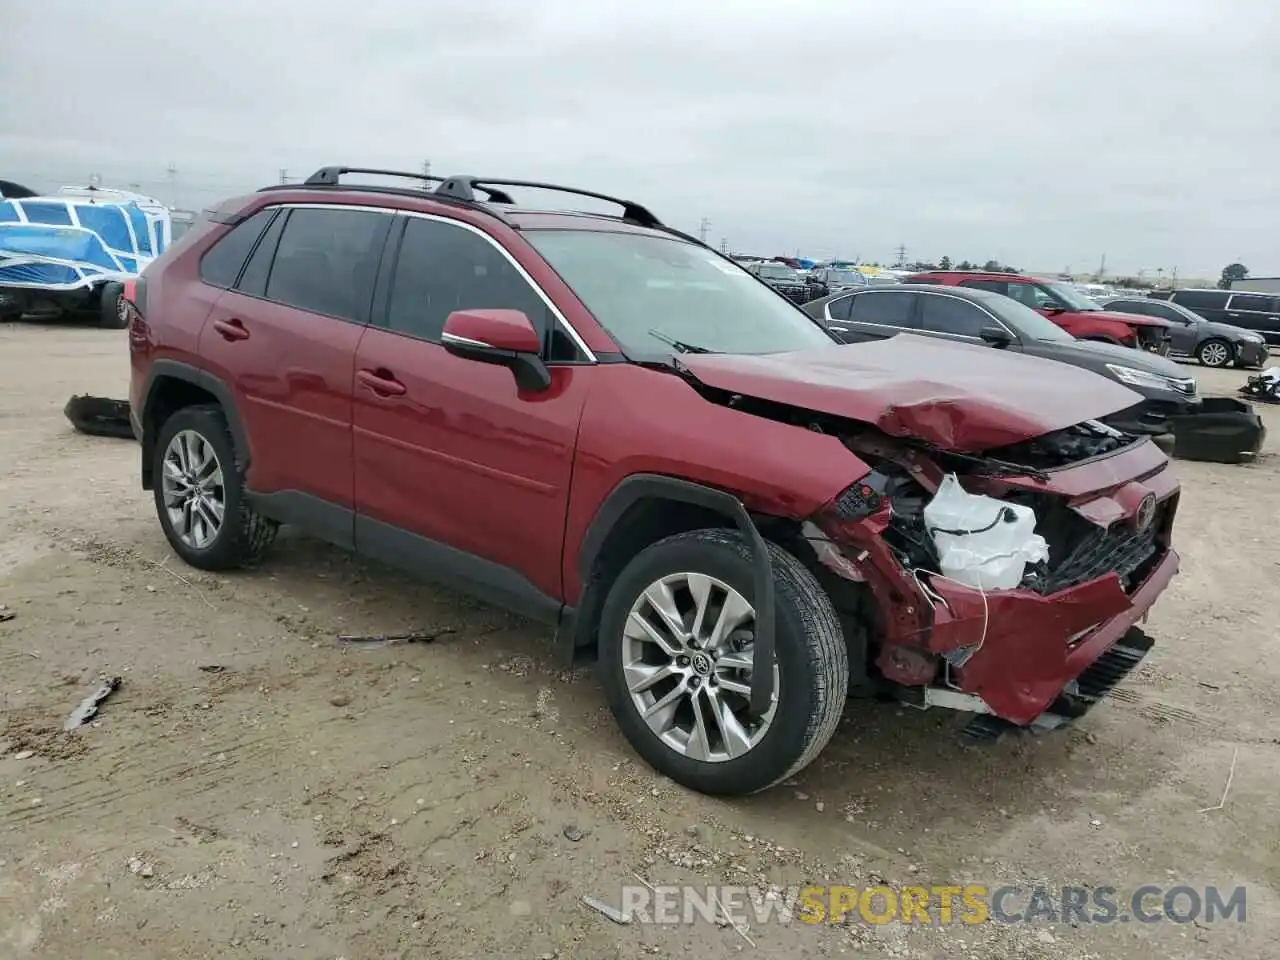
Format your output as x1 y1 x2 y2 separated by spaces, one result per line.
1196 338 1233 368
152 404 277 571
98 282 127 329
598 528 848 796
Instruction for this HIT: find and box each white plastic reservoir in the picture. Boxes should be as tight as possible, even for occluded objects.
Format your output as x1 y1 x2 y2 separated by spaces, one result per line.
922 474 1050 590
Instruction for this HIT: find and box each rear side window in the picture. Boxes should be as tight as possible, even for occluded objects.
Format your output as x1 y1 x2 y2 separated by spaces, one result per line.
919 294 992 337
1171 290 1227 310
264 208 393 322
848 291 917 328
236 210 287 297
826 295 856 321
385 216 578 360
1228 294 1276 313
198 208 274 288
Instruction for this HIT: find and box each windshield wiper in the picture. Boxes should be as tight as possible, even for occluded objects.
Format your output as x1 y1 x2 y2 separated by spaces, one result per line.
649 329 715 354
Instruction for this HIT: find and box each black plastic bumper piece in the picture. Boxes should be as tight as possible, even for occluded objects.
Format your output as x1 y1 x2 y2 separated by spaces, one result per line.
958 626 1155 743
1169 397 1266 463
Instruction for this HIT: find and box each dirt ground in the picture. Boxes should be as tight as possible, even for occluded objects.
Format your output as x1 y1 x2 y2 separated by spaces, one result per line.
1 321 1277 960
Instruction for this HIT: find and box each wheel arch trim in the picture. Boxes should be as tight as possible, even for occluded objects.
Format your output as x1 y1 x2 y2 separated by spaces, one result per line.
575 473 776 716
140 361 248 490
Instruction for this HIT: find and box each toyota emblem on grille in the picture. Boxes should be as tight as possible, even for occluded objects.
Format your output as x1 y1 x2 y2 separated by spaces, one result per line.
1135 493 1157 532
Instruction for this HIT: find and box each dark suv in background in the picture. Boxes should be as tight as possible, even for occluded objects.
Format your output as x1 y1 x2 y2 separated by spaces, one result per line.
1146 288 1280 346
1105 296 1268 368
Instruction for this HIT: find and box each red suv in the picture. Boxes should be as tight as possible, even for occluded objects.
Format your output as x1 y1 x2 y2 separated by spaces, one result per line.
127 167 1181 796
905 271 1172 352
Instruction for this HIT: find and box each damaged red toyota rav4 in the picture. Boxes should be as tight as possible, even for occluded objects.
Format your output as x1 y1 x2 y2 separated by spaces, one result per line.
127 167 1180 796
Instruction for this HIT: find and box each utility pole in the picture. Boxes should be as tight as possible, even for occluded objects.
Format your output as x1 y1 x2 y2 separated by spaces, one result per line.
895 244 907 269
1170 265 1179 289
279 168 289 185
1096 252 1107 281
698 217 711 244
422 159 433 190
719 237 729 255
166 162 179 209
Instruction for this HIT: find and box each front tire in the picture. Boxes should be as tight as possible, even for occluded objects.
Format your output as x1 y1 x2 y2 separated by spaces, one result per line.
152 404 277 571
1196 338 1233 368
598 528 848 796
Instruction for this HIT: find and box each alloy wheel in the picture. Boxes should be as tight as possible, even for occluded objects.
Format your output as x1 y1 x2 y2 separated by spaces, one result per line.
1200 342 1230 366
622 572 778 762
161 429 225 550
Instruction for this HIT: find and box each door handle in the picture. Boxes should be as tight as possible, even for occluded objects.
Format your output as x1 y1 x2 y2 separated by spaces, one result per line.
357 368 406 396
212 318 250 341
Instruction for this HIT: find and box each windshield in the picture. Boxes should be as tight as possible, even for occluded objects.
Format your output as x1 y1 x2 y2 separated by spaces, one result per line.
1044 281 1101 312
757 263 799 280
525 230 835 357
985 294 1075 342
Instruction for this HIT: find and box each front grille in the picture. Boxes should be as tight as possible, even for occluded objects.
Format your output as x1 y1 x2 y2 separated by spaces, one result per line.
777 286 809 304
1033 504 1167 595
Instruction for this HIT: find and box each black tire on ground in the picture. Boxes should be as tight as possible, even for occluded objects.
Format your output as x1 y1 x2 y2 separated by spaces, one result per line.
1196 338 1233 368
152 404 278 571
597 528 848 796
98 281 127 329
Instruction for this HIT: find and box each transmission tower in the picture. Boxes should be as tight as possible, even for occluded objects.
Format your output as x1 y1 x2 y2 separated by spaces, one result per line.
698 217 711 244
166 162 180 208
895 244 907 268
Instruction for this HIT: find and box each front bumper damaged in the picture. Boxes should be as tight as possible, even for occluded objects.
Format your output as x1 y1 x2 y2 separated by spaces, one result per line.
920 548 1177 727
812 468 1180 736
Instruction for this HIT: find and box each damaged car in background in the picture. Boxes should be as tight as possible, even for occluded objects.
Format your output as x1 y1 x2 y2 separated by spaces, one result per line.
127 167 1181 796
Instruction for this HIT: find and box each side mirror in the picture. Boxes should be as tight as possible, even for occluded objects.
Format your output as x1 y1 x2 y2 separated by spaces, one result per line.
979 325 1014 348
1041 303 1065 314
441 308 551 392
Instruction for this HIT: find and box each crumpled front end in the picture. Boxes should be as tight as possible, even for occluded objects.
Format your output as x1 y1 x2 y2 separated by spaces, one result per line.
809 421 1180 730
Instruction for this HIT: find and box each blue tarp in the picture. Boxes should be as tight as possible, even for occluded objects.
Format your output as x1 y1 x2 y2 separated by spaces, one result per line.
0 193 170 291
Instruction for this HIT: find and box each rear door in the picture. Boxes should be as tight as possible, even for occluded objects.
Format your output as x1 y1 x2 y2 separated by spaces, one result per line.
820 292 859 339
843 289 919 341
199 204 393 540
1224 293 1280 339
351 213 592 610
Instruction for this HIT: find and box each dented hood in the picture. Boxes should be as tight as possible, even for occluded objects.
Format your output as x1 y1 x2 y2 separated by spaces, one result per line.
681 334 1144 452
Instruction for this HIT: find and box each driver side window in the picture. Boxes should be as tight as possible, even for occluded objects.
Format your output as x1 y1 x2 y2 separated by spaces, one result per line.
384 217 581 361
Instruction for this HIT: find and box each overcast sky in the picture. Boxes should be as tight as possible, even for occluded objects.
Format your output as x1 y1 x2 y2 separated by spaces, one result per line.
2 0 1275 277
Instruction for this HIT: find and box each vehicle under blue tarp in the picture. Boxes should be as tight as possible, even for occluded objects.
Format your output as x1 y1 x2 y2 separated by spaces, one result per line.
0 187 172 292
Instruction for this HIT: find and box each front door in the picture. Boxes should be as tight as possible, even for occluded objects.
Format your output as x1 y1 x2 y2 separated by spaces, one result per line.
351 213 593 613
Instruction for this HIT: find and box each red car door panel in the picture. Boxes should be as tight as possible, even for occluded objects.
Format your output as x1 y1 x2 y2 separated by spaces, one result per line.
352 328 589 599
199 290 363 509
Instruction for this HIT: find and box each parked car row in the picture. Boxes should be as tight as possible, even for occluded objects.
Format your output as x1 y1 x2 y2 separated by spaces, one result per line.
803 285 1199 436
